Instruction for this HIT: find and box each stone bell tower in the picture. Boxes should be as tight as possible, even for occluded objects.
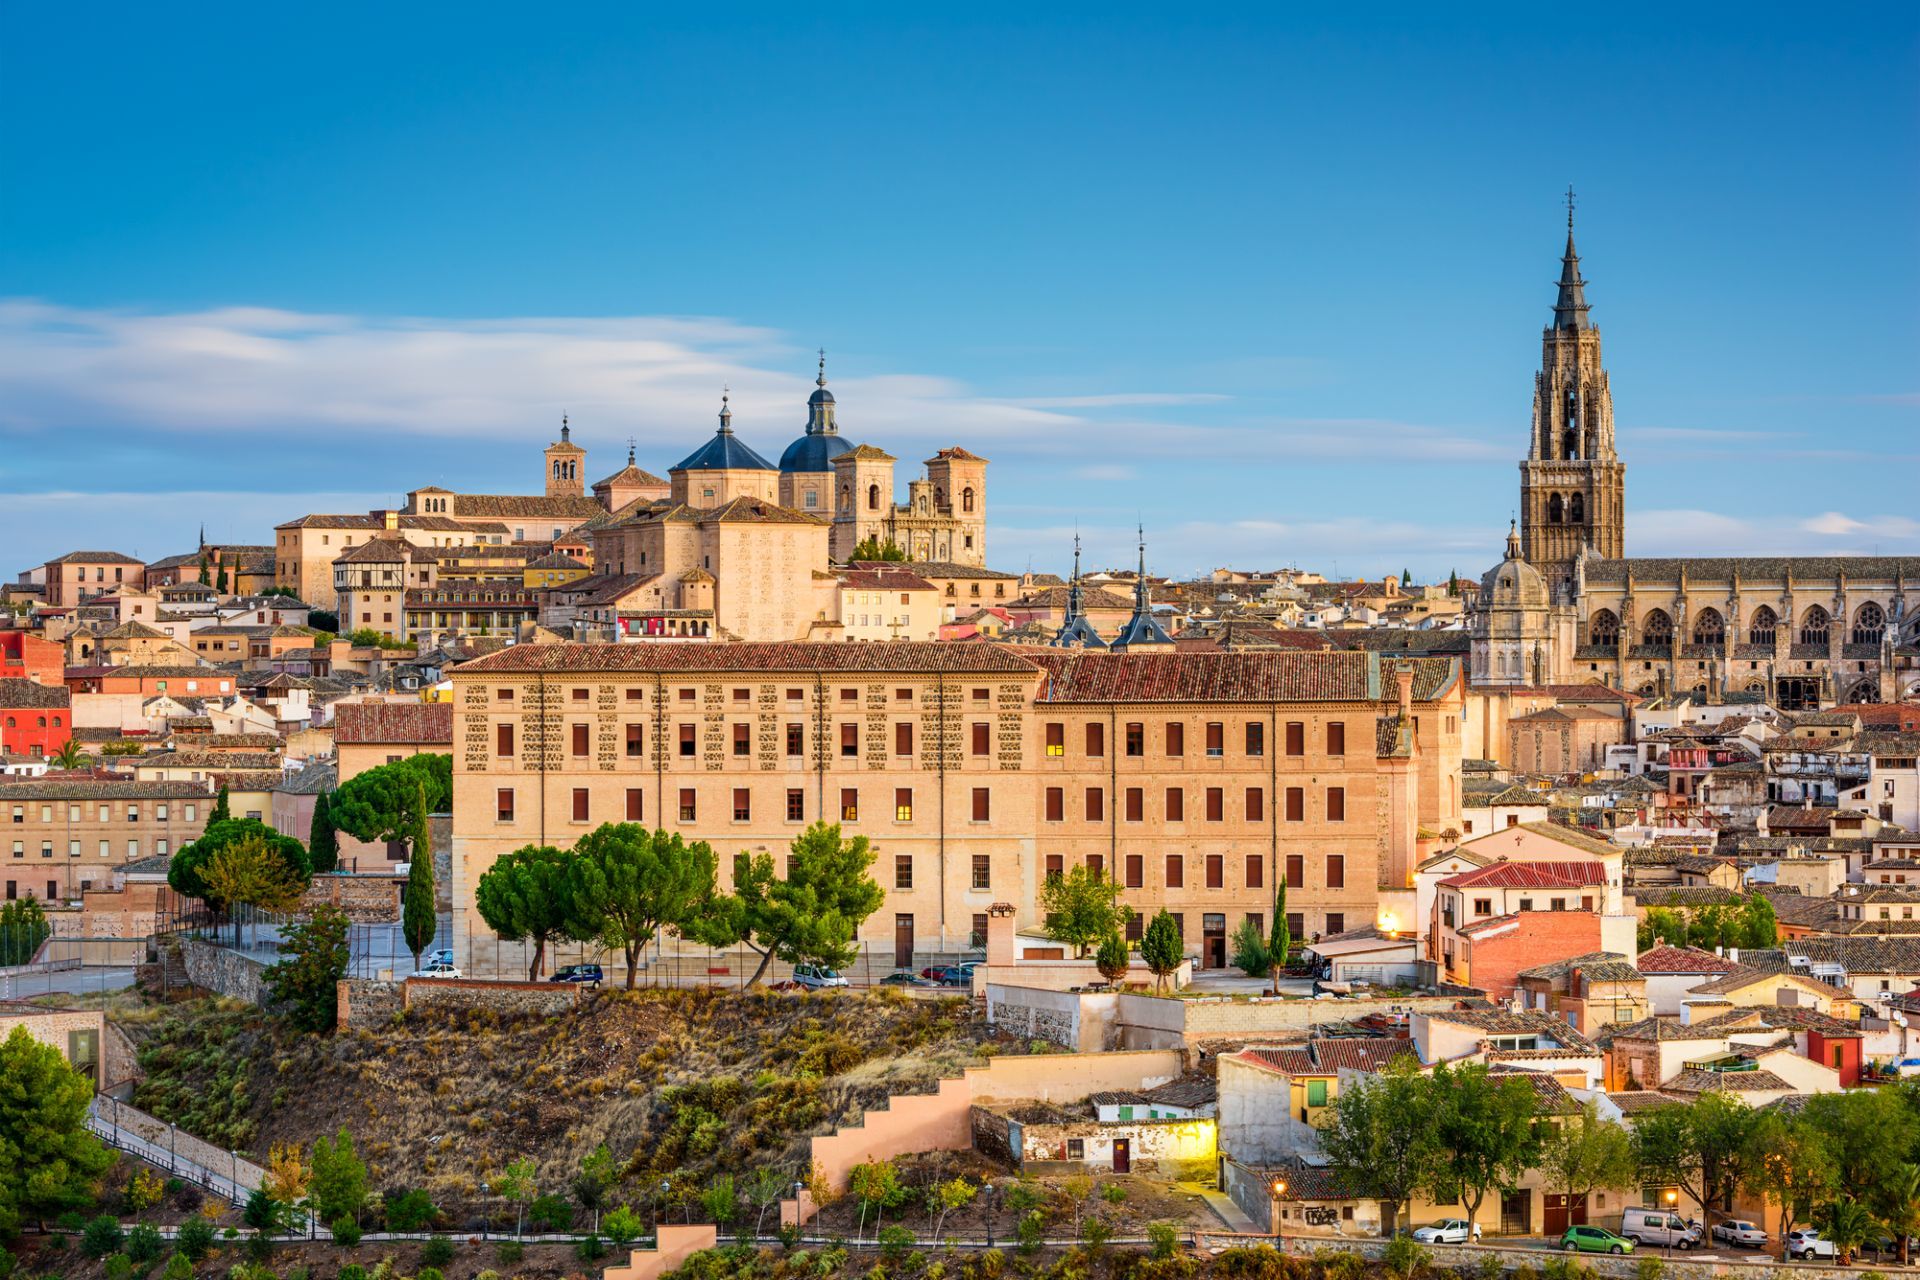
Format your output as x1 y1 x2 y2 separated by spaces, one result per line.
545 416 585 498
1520 190 1626 598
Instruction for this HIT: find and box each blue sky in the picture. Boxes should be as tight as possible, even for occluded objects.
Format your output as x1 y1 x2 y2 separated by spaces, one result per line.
2 4 1915 582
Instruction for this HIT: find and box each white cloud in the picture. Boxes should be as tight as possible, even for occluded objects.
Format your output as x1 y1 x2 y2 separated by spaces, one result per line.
1803 511 1864 536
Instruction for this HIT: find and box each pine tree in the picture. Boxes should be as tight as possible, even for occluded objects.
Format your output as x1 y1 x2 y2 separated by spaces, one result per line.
307 792 338 874
402 779 436 970
1139 910 1183 993
0 1024 115 1234
1447 569 1459 597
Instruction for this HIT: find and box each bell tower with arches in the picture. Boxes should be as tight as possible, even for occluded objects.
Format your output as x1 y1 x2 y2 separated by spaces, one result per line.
1519 190 1626 597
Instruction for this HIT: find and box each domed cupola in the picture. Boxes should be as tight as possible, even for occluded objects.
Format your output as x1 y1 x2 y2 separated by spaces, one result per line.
779 350 854 474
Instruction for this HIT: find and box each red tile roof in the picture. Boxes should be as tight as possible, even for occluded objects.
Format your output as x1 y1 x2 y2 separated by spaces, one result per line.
455 641 1040 675
1438 860 1606 890
1028 651 1459 704
333 701 454 745
1634 944 1740 975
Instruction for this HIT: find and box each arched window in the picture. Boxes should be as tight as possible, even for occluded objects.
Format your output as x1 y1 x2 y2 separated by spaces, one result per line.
962 487 975 513
1548 493 1564 523
1589 610 1620 646
867 483 880 511
1691 608 1725 647
1744 679 1767 694
1853 602 1886 645
839 485 850 511
1642 609 1673 646
1847 680 1881 705
1569 493 1585 524
1799 606 1831 646
934 487 945 509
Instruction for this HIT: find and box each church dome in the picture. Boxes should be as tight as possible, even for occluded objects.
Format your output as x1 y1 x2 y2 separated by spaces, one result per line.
672 394 777 473
779 430 852 473
1481 542 1550 612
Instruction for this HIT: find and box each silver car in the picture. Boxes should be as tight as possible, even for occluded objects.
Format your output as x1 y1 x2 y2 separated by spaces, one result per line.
1412 1220 1478 1244
1711 1220 1767 1248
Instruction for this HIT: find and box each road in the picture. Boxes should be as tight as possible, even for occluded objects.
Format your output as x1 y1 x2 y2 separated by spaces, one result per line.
0 966 136 999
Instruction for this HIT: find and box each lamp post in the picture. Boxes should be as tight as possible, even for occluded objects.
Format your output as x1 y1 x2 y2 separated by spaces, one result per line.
1271 1177 1289 1252
1665 1189 1679 1261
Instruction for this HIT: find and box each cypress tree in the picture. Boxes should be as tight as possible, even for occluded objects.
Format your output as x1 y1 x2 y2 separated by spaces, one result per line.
210 785 231 824
308 792 338 874
402 778 436 970
1266 874 1291 996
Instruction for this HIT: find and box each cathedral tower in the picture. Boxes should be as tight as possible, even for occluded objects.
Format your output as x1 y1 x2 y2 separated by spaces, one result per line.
1519 194 1625 596
546 417 586 498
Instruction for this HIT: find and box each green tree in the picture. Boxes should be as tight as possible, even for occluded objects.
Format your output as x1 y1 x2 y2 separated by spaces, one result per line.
1744 1110 1833 1262
1424 1061 1542 1230
0 899 51 967
401 779 436 971
927 1178 976 1240
726 822 884 985
1633 1090 1759 1239
602 1204 643 1248
214 564 228 594
1738 894 1778 948
1447 569 1459 597
1401 568 1412 587
1139 910 1183 993
569 824 730 989
328 755 453 849
1094 931 1130 984
175 1216 214 1263
1316 1056 1439 1235
309 1128 370 1226
491 1157 538 1237
1541 1101 1637 1223
49 740 90 771
1038 865 1132 957
699 1174 737 1228
1876 1163 1920 1267
1814 1197 1880 1265
1228 917 1268 977
475 845 580 981
848 1159 907 1238
572 1143 616 1230
197 554 210 586
850 537 907 562
0 1024 116 1236
308 610 339 634
1267 875 1292 995
201 833 310 944
210 786 231 824
170 820 312 945
264 905 351 1033
742 1167 788 1239
346 628 385 647
1800 1088 1909 1189
307 792 338 875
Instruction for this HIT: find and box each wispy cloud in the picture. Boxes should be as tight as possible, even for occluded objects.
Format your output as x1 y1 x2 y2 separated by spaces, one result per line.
1624 426 1797 442
1003 392 1230 409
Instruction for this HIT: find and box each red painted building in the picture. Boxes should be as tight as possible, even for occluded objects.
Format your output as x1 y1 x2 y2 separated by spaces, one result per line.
0 632 64 686
1806 1026 1862 1087
0 677 73 759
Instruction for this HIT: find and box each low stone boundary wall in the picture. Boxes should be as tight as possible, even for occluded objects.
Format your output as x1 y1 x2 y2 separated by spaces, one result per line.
91 1096 266 1194
179 938 271 1003
337 975 581 1028
1118 990 1466 1046
297 873 401 923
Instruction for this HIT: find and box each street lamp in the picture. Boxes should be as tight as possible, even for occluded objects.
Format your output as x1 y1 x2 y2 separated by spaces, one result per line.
1271 1177 1289 1251
1665 1189 1679 1260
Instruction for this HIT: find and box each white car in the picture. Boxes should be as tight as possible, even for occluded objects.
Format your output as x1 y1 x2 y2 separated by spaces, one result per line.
1711 1220 1768 1248
792 964 849 990
411 961 463 979
1785 1230 1836 1261
1412 1220 1479 1245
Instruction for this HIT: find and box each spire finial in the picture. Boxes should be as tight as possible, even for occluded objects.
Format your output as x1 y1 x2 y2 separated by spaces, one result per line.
817 348 827 388
1565 183 1576 232
1552 190 1593 330
627 436 636 466
561 413 570 443
718 388 732 432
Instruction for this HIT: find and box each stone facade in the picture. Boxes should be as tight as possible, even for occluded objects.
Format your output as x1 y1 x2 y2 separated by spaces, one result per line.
298 873 402 922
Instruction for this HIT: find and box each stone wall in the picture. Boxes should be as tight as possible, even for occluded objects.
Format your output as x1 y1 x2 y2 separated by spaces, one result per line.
179 938 270 1003
986 984 1118 1051
1114 991 1467 1047
336 975 579 1028
96 1096 266 1194
337 978 404 1029
298 873 402 923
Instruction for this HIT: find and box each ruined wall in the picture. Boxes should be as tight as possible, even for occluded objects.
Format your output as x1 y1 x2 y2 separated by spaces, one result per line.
985 984 1121 1051
297 873 402 922
1015 1115 1215 1176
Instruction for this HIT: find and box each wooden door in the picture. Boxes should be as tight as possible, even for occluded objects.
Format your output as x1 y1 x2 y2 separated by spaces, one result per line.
1112 1138 1131 1173
894 914 914 969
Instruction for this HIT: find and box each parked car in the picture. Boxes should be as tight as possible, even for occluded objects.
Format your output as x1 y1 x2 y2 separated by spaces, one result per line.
880 970 932 987
411 961 463 979
1562 1227 1634 1255
1412 1220 1479 1245
423 949 454 968
1785 1230 1837 1261
919 966 948 981
551 963 604 988
792 964 850 990
941 964 977 986
1621 1206 1701 1250
1711 1220 1768 1248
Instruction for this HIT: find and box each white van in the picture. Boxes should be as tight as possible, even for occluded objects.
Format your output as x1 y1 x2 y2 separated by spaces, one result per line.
1621 1207 1701 1250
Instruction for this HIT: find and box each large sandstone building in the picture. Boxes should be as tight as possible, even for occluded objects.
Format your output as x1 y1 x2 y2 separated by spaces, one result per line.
1473 214 1920 714
446 643 1465 969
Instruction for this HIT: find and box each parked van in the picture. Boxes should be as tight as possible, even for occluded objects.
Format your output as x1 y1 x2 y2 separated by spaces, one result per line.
1620 1208 1701 1250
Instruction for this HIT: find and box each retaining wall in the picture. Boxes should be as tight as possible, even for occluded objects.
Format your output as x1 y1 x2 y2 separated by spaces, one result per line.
602 1225 717 1280
336 975 580 1028
179 938 271 1003
297 873 402 922
1117 991 1464 1046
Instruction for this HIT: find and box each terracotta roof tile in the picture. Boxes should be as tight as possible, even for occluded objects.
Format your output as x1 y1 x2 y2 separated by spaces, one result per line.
1437 860 1606 890
1027 651 1459 705
455 641 1040 676
332 701 454 745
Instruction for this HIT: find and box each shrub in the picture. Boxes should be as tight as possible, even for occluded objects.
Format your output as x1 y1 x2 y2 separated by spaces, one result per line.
1083 1219 1112 1251
383 1189 439 1232
1148 1223 1179 1261
127 1170 169 1213
577 1235 607 1262
0 1247 13 1280
1384 1235 1432 1280
127 1223 165 1266
1632 1260 1664 1280
879 1226 915 1261
1100 1185 1126 1204
1319 1251 1364 1280
339 1266 369 1280
417 1269 445 1280
163 1252 195 1280
603 1205 644 1248
1003 1183 1043 1216
331 1218 362 1248
1015 1212 1044 1256
176 1216 216 1264
245 1232 276 1264
420 1237 454 1269
84 1215 127 1259
495 1242 524 1266
105 1252 134 1280
57 1210 90 1231
528 1193 572 1233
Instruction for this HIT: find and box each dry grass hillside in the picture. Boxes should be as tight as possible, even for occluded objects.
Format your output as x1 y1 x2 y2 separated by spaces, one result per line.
123 987 1032 1204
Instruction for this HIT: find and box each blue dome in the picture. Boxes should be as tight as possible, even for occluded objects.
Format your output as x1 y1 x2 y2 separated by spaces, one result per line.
779 431 853 473
673 428 776 473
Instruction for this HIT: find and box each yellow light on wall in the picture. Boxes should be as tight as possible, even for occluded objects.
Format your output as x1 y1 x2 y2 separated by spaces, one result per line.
1378 912 1399 935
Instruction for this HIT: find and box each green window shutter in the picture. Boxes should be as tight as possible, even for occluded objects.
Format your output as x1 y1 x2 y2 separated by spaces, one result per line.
1306 1079 1329 1107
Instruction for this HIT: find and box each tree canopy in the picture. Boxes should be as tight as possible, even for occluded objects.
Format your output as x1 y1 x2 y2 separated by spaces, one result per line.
568 824 732 989
307 791 338 874
264 905 352 1033
401 778 437 969
329 754 452 847
169 817 311 917
1316 1055 1439 1235
0 1024 116 1236
1139 910 1183 993
725 822 883 985
1038 864 1132 957
475 845 580 981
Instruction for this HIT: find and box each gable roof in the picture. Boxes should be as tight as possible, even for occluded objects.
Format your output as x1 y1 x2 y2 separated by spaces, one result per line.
332 701 454 745
1636 944 1741 975
1437 860 1606 890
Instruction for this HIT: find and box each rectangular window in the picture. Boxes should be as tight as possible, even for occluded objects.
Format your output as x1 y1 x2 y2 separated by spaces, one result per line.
1327 787 1346 821
1246 722 1264 756
1286 854 1304 886
1125 854 1144 888
895 722 914 756
1045 854 1064 882
1045 787 1064 821
732 788 751 821
1246 787 1265 822
1166 854 1184 888
1085 787 1104 821
625 789 644 821
971 855 990 890
786 789 805 822
497 686 514 702
573 687 590 702
184 804 194 821
1327 722 1346 755
733 724 751 757
894 788 913 821
1126 913 1144 942
1287 911 1304 938
1286 722 1305 756
1085 722 1105 757
1286 787 1304 821
1125 722 1144 756
1473 898 1493 916
1246 855 1264 889
1206 854 1224 888
497 788 515 821
1085 853 1104 876
972 911 989 946
626 724 645 757
1306 1078 1329 1108
841 723 858 757
1326 854 1345 889
1166 722 1184 756
679 789 696 821
1326 912 1345 936
1206 722 1224 756
971 722 990 755
571 788 589 822
627 688 644 702
1206 787 1224 822
895 856 913 890
786 724 804 756
679 724 696 757
1045 722 1065 757
1125 787 1144 822
572 723 590 757
1165 787 1184 821
971 787 990 821
840 788 858 821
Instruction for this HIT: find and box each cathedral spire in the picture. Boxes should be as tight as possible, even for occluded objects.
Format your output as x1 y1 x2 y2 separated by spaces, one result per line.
1111 524 1173 652
1552 186 1593 331
1051 533 1107 649
806 349 837 435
